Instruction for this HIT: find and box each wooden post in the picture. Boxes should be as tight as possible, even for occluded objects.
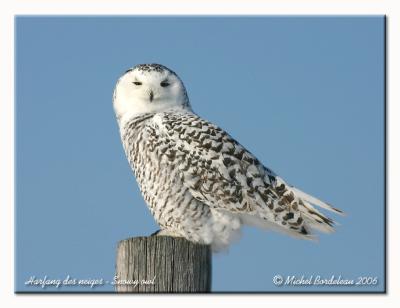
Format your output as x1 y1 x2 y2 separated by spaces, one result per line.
115 236 212 293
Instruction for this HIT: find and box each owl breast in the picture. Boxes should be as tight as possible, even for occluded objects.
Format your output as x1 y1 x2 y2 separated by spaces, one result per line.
120 114 218 244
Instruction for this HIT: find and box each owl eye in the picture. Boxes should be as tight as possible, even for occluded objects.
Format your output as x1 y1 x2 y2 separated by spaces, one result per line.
160 81 170 87
133 81 142 86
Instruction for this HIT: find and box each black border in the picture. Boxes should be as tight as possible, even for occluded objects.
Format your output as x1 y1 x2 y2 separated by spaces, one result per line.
14 15 387 295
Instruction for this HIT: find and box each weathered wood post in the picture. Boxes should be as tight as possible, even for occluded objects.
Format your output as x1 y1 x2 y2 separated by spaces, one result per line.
115 236 212 293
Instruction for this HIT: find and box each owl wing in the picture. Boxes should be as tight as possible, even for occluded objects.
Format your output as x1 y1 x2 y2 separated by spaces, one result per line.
154 111 343 238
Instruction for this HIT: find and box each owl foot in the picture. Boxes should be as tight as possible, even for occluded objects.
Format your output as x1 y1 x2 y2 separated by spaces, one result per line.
155 229 183 238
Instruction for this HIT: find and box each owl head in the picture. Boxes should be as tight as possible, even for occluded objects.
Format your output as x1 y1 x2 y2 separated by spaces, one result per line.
113 64 191 124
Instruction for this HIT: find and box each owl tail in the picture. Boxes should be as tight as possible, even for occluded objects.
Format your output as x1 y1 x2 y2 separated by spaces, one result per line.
290 186 345 234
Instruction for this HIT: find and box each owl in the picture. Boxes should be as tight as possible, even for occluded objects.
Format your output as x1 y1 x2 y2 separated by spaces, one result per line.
113 63 343 251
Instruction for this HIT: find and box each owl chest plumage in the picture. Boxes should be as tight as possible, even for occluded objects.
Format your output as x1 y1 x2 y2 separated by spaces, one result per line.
120 113 209 231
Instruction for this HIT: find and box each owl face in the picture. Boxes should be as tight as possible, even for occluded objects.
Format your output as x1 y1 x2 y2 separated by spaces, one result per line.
113 64 190 122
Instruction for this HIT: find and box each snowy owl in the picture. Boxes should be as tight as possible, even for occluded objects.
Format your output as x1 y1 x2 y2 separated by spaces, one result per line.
113 63 343 251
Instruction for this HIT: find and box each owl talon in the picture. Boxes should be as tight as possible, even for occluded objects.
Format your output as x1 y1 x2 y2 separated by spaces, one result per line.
150 229 161 236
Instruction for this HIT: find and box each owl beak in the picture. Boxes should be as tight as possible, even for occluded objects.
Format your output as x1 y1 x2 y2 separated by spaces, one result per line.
149 90 154 102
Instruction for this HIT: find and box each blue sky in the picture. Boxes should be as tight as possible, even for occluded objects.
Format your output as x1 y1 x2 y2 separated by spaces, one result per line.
15 16 384 292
